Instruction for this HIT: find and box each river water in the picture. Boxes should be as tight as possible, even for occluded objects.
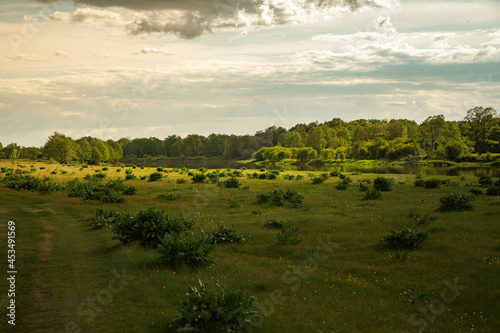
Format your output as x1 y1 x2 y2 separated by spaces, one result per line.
121 158 500 177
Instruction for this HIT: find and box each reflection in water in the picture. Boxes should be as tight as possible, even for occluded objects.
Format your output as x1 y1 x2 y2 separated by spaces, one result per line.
123 158 500 177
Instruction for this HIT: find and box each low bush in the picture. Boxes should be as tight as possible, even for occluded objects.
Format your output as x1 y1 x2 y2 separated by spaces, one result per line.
478 176 493 187
380 226 428 249
486 186 500 196
276 224 302 245
148 172 163 182
176 178 188 184
227 199 240 208
373 176 395 191
122 186 137 195
408 212 437 226
311 173 330 184
88 208 121 229
264 219 287 229
110 208 194 248
257 189 303 208
335 181 349 190
157 193 180 200
205 223 246 244
439 193 474 211
219 177 241 188
469 188 483 196
170 280 261 332
158 233 216 267
191 173 207 183
363 189 381 200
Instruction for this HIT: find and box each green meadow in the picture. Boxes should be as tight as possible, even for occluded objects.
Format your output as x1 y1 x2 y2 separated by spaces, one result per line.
1 160 499 332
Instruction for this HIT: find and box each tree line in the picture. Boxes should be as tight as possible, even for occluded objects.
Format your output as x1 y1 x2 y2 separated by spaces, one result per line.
1 106 498 164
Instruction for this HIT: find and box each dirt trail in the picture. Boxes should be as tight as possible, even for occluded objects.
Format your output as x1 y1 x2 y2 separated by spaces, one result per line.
25 209 58 332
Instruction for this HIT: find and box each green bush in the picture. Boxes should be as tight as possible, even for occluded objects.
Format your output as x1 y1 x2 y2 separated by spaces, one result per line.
422 178 441 189
469 188 483 196
264 219 287 229
359 182 370 192
335 181 349 190
157 193 180 200
408 212 437 226
110 208 194 248
122 186 137 195
363 189 381 200
486 186 500 196
205 223 246 244
478 176 493 187
276 224 302 245
191 173 207 183
148 172 163 182
170 280 261 332
88 208 121 229
176 178 188 184
439 193 474 211
158 233 216 267
311 173 330 184
380 226 428 249
227 199 240 208
257 189 303 208
373 177 395 191
219 177 241 188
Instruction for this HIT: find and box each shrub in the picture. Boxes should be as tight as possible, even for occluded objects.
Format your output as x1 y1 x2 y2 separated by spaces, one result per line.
330 171 340 177
359 182 370 192
469 188 483 196
111 208 194 248
148 172 163 182
88 208 121 229
486 186 500 196
295 175 304 181
380 226 428 249
140 175 147 180
157 193 180 200
439 193 474 211
122 186 137 195
171 280 261 332
125 169 136 180
227 199 240 208
414 179 425 187
206 172 220 184
102 167 109 171
257 189 303 208
219 177 241 188
478 176 493 187
276 224 302 245
191 173 207 183
408 212 437 226
338 174 352 182
363 189 381 200
423 178 440 189
158 233 216 267
335 181 349 190
176 178 188 184
206 223 246 244
283 174 294 180
311 173 330 184
264 219 287 229
373 177 395 191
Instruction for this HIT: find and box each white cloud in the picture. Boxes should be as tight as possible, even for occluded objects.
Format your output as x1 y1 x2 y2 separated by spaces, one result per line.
6 53 46 61
136 47 175 55
53 49 72 58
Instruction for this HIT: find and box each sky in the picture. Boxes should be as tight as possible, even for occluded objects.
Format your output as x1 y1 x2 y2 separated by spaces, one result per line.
0 0 499 147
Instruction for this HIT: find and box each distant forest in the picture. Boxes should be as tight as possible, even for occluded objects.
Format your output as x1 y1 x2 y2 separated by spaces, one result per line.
1 107 499 164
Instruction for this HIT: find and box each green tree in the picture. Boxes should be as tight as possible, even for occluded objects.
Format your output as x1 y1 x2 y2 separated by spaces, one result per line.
306 127 327 152
43 132 77 164
462 106 499 154
9 148 20 164
419 115 446 156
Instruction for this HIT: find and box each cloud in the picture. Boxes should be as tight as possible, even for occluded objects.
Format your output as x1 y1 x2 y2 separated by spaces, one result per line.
40 0 400 39
311 17 500 66
135 47 175 55
6 53 46 61
53 50 72 58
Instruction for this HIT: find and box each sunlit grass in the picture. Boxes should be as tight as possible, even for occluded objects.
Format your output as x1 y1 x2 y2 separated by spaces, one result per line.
0 159 499 332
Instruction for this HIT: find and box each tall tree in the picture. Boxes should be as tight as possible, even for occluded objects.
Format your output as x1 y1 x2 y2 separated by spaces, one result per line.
43 132 77 163
462 106 499 154
419 115 446 155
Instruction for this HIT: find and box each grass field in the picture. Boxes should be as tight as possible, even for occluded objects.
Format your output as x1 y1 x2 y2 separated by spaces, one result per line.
1 160 499 332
